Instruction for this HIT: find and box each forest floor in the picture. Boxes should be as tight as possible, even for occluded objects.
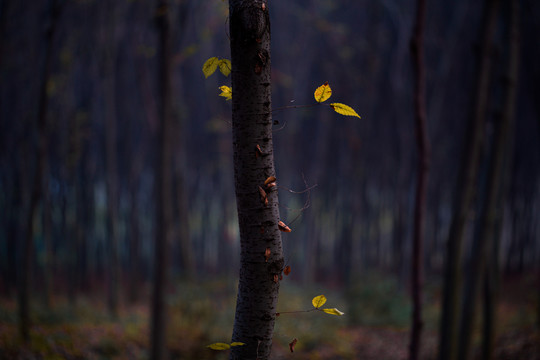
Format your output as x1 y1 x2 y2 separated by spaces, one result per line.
0 274 538 359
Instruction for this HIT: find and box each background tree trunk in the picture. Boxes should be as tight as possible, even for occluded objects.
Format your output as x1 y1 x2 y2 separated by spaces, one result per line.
409 0 430 358
150 1 173 359
438 1 500 358
228 1 284 359
18 0 60 342
461 0 520 358
101 0 120 318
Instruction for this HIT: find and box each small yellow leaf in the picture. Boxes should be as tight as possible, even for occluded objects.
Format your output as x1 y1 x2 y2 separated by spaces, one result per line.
230 342 246 347
312 295 327 308
219 59 232 76
202 57 219 78
314 82 332 103
207 343 231 350
219 85 232 100
330 103 361 118
322 308 345 316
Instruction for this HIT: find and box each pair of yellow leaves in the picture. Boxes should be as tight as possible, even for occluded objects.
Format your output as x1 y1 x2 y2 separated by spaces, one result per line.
207 342 245 351
202 57 231 78
311 294 345 315
313 82 361 118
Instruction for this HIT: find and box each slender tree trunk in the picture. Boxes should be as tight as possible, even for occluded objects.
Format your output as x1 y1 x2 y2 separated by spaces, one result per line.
228 1 284 359
105 84 120 315
18 0 59 342
460 1 519 358
128 166 141 304
409 0 430 358
438 1 500 358
150 1 173 359
173 0 194 279
175 172 194 278
102 1 120 317
42 172 53 308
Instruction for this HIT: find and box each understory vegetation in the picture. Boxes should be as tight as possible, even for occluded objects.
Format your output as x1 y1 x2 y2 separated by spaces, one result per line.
0 273 537 359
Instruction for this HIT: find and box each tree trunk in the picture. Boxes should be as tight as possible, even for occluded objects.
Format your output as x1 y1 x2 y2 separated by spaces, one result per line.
175 172 194 278
18 0 60 342
128 164 141 304
228 1 284 359
438 1 500 358
150 1 173 359
42 141 53 308
102 1 120 318
460 0 519 358
409 0 430 358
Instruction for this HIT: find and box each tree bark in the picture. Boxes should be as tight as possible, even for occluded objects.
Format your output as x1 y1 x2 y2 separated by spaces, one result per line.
228 1 284 359
150 1 173 359
438 1 500 358
409 0 430 358
18 0 60 342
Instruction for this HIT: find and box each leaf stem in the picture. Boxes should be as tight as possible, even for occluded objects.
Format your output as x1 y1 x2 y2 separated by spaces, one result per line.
276 308 318 315
272 103 322 113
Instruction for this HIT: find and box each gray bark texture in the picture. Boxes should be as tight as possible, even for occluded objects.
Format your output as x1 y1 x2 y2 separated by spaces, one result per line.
228 1 284 359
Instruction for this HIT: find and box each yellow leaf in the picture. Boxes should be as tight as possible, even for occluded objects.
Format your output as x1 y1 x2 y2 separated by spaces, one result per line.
322 308 345 316
314 82 332 103
219 85 232 100
202 57 219 78
219 59 232 76
312 294 327 308
207 343 231 350
230 342 246 347
330 103 361 118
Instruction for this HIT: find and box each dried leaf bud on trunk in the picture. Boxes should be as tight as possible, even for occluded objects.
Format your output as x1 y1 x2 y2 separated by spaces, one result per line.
278 220 291 232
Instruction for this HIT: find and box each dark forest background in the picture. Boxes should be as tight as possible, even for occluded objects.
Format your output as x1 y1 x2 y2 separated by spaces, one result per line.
0 0 539 359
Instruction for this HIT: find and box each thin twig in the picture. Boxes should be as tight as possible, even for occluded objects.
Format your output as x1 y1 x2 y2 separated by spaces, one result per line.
278 174 317 225
272 103 319 113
